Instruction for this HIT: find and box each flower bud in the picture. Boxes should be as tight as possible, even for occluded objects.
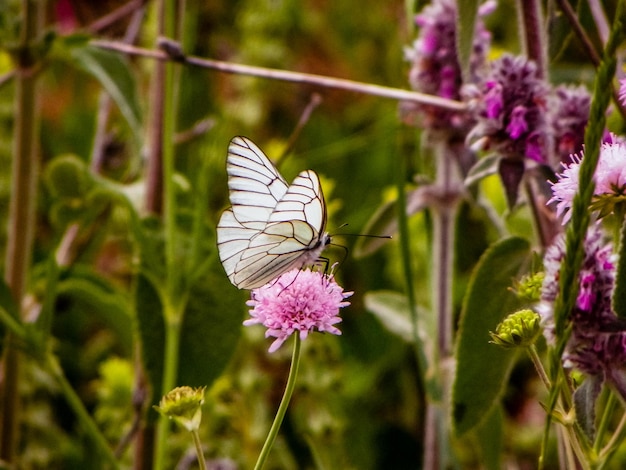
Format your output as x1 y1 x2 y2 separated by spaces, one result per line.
490 309 542 349
154 386 206 432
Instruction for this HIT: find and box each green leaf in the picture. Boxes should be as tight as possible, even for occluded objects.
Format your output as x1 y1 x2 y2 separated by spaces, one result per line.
573 375 602 442
364 290 433 387
177 271 245 387
464 154 501 188
57 270 133 354
69 44 142 144
135 270 245 419
472 405 504 470
364 290 433 342
135 273 165 424
354 186 430 258
612 218 626 318
452 236 531 436
456 0 480 84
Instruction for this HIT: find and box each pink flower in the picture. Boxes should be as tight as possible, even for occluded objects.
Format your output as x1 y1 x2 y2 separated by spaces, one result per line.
548 155 581 223
549 138 626 223
245 269 352 353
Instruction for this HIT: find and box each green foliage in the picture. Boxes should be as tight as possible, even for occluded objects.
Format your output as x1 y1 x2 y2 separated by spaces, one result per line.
453 236 531 436
62 40 143 145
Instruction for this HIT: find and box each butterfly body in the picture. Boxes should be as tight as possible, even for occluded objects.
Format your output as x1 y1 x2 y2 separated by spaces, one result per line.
217 136 330 289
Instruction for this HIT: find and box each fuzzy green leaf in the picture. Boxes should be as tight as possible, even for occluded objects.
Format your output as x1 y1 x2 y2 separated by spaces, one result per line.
69 44 142 143
473 405 504 470
354 186 430 258
452 236 531 436
57 270 133 354
464 154 501 188
136 270 245 420
573 375 602 442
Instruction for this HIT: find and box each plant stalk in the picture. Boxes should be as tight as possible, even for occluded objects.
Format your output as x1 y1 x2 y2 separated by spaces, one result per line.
254 335 302 470
1 0 43 462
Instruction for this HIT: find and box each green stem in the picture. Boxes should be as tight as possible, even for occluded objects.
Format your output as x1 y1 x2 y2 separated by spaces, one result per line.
153 307 183 470
598 405 626 467
528 345 551 389
253 335 302 470
542 3 626 467
1 0 43 461
191 429 207 470
45 354 119 468
424 139 460 470
394 132 427 463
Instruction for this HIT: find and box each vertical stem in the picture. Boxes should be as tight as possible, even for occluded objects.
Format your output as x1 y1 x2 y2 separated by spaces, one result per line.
153 306 182 470
395 132 426 463
254 335 302 470
517 0 547 78
191 429 207 470
424 139 460 470
433 142 456 358
152 0 182 468
1 0 42 462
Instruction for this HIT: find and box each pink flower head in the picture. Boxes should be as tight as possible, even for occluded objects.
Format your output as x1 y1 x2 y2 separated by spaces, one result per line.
549 138 626 224
245 269 352 353
548 155 581 223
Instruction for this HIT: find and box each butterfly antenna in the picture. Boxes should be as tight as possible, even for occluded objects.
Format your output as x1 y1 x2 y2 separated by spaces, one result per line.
331 224 393 240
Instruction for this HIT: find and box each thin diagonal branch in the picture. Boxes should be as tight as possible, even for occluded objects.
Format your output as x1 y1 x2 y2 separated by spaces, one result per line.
91 40 466 112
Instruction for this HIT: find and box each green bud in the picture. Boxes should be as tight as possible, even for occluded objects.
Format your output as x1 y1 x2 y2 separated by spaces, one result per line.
490 309 542 349
514 272 545 301
154 386 206 432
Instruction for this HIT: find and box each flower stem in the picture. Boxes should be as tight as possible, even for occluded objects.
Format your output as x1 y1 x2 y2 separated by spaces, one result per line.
424 139 461 470
191 429 207 470
254 334 302 470
527 345 551 389
153 306 183 470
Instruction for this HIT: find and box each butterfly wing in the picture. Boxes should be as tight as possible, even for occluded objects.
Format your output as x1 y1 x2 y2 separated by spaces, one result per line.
231 170 329 289
231 220 324 289
226 136 288 229
217 138 329 289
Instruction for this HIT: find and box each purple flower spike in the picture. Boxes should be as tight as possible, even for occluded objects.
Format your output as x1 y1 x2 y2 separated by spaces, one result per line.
467 54 549 163
403 0 493 133
245 269 352 353
550 85 591 165
540 225 626 382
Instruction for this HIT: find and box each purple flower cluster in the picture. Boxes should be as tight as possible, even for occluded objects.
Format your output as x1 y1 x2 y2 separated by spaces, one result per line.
403 0 494 132
467 54 549 163
245 269 352 353
539 225 626 386
549 85 591 165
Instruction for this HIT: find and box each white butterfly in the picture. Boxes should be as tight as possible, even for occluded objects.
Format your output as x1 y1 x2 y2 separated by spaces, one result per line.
217 136 330 289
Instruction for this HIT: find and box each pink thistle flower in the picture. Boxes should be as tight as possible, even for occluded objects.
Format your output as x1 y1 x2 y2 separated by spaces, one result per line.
548 155 581 223
548 138 626 223
245 269 352 353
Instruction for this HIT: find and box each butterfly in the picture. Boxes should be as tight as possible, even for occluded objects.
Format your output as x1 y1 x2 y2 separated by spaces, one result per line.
217 136 330 289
